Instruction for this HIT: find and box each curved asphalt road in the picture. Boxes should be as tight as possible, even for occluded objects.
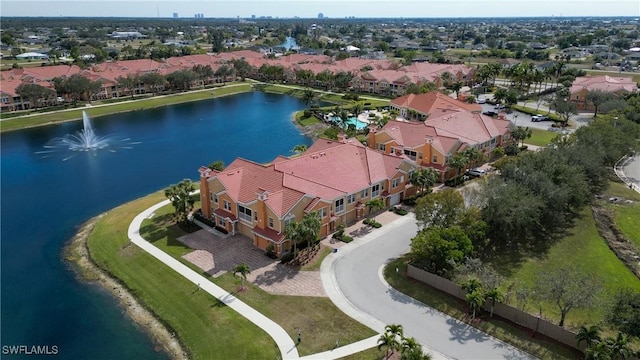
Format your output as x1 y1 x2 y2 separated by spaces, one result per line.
331 214 535 360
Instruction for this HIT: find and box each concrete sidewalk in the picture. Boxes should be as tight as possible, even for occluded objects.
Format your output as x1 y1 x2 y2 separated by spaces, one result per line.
128 199 300 359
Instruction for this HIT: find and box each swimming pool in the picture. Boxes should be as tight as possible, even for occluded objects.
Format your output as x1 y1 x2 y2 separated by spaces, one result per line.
329 116 369 130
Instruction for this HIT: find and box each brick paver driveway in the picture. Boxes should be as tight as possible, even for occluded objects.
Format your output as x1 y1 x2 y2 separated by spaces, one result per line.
177 230 326 296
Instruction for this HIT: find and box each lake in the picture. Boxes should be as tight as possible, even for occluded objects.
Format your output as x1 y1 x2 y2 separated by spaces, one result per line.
0 91 312 359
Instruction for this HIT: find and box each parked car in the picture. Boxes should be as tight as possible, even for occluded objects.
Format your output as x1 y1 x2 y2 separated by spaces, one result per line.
466 168 487 177
531 114 550 122
494 104 506 110
482 111 498 117
475 98 486 104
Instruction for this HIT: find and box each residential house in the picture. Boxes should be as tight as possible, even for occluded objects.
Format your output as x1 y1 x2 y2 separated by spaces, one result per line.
369 92 511 180
389 91 481 121
199 137 417 254
570 75 638 110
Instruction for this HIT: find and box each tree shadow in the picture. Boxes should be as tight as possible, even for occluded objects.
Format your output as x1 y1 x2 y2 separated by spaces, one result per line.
446 317 490 344
252 264 299 286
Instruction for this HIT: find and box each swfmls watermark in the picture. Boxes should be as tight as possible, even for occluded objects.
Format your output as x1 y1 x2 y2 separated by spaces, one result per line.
2 345 59 356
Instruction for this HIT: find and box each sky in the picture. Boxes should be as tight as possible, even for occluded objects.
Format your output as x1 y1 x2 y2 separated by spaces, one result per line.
1 0 639 18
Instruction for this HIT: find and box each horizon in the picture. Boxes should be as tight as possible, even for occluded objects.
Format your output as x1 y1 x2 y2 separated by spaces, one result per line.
1 0 639 19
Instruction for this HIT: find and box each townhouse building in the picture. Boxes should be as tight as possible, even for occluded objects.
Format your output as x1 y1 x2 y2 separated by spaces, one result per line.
570 75 638 110
199 137 417 254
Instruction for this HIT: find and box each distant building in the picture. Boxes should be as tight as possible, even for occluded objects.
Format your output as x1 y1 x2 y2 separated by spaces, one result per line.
173 12 178 18
110 31 146 39
318 12 324 19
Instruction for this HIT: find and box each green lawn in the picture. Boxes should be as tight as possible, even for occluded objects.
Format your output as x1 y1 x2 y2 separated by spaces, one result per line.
212 273 375 356
339 347 387 360
503 207 640 329
613 203 640 249
0 83 252 133
86 191 278 360
384 256 579 360
90 192 375 358
300 246 332 271
525 128 559 147
605 181 640 202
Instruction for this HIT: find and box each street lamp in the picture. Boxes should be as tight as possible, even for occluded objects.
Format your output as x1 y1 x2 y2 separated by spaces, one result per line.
514 114 519 126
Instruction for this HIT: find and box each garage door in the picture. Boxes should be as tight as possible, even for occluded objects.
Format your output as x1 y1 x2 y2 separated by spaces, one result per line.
389 193 401 206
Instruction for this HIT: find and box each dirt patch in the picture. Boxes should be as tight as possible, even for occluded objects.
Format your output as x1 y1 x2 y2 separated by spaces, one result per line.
591 205 640 278
64 215 188 360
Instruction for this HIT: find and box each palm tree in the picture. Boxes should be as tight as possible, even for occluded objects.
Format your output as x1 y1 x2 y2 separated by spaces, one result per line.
463 147 484 168
385 324 404 339
607 332 632 360
461 278 483 294
164 179 196 224
232 263 251 290
377 332 400 359
447 153 469 184
284 221 303 255
292 144 308 154
352 102 364 118
450 80 463 99
484 287 504 317
586 89 614 118
585 341 611 360
410 167 439 194
401 336 418 352
365 198 385 218
338 108 350 134
300 211 321 248
576 325 602 349
465 289 485 319
301 88 319 107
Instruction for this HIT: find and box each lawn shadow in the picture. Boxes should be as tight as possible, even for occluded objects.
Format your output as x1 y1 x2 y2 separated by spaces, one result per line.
253 264 299 286
446 317 490 344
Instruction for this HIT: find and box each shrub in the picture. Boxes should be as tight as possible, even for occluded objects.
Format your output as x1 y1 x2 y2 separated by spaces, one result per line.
393 207 408 216
333 223 346 240
444 175 466 187
341 235 354 243
265 244 277 259
363 218 382 228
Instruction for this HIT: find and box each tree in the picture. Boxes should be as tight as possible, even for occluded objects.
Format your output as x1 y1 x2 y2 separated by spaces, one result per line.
414 189 465 230
410 167 439 194
292 144 308 154
207 160 225 171
116 73 140 98
552 98 577 127
607 332 633 360
465 289 485 319
576 325 602 349
410 226 473 278
232 263 251 290
164 179 196 224
301 88 319 107
214 64 232 85
462 147 484 167
510 125 532 147
231 58 252 81
533 264 601 327
52 74 98 105
365 198 385 218
166 69 197 91
193 64 214 87
450 80 463 98
484 287 504 317
606 289 640 338
385 324 403 339
586 89 614 117
585 341 611 360
377 332 400 359
284 211 321 254
15 83 55 110
447 153 469 182
337 108 350 134
140 72 165 95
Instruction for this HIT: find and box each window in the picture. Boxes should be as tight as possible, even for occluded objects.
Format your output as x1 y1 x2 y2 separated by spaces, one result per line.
392 178 400 188
319 207 327 218
210 193 218 203
347 194 356 204
238 205 253 222
285 214 295 227
361 188 369 198
218 218 226 227
268 217 274 228
378 143 386 152
335 198 345 213
372 184 380 198
224 200 231 211
403 149 417 161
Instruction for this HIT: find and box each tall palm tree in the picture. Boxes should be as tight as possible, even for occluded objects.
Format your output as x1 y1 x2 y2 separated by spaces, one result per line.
447 153 469 184
385 324 404 339
232 263 251 290
300 211 321 248
301 88 319 107
484 287 504 317
401 336 418 352
365 198 385 218
410 168 439 194
377 332 400 359
461 278 483 294
576 325 602 349
338 108 351 134
463 147 484 168
284 221 303 255
465 289 485 319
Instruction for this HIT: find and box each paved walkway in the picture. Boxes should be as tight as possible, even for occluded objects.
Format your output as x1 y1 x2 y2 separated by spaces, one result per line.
128 199 300 359
615 154 640 193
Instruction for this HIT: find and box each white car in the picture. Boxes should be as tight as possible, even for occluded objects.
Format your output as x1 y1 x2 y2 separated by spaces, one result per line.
494 104 506 110
466 168 487 177
475 98 486 104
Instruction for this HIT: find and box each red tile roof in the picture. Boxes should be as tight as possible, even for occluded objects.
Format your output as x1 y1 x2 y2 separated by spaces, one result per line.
570 75 637 95
391 91 481 117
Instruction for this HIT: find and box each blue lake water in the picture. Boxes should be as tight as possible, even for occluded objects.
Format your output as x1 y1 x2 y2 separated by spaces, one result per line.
0 91 312 359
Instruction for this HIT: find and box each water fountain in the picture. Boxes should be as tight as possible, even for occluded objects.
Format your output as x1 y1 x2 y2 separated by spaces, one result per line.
39 111 139 160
